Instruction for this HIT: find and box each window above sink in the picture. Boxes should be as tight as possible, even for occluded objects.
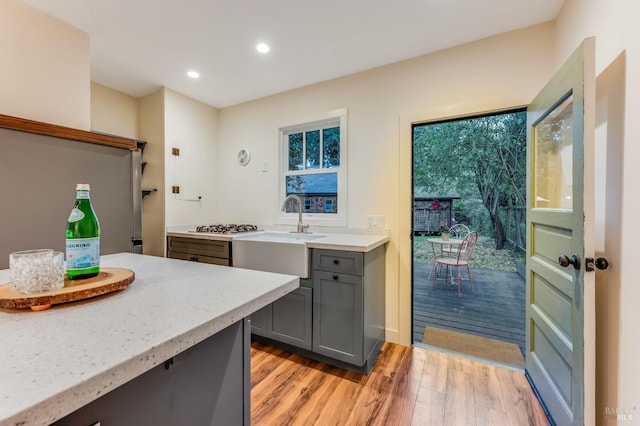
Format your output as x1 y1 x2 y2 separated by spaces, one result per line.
279 109 348 227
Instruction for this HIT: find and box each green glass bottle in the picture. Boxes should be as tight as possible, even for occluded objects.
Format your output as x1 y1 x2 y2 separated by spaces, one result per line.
65 183 101 280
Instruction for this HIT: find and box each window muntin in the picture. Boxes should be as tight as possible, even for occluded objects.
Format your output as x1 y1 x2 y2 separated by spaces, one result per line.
287 127 338 172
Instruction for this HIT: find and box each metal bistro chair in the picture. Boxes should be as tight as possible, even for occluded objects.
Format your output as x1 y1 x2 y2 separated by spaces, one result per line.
432 231 478 297
449 223 470 239
441 223 471 257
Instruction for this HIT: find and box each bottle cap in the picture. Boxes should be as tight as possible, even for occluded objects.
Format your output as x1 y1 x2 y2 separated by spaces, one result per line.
76 183 91 191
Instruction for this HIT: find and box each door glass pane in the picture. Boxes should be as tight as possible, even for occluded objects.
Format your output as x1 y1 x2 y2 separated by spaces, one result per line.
306 130 320 169
533 95 573 209
288 132 303 171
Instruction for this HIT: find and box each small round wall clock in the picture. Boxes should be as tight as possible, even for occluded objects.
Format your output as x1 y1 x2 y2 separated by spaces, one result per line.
237 149 251 166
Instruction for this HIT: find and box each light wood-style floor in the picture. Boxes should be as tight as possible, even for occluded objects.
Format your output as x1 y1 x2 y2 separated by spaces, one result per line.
251 341 549 426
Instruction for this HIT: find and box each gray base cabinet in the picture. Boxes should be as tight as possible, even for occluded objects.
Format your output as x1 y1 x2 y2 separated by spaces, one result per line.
54 319 251 426
251 279 312 350
250 303 269 337
271 286 313 349
312 247 385 371
313 270 363 364
253 245 386 374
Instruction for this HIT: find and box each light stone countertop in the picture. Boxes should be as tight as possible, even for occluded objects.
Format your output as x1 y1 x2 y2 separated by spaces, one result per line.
0 252 299 426
166 228 390 253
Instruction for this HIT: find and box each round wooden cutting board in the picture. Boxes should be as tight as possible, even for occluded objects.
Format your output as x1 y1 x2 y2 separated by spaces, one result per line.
0 267 135 311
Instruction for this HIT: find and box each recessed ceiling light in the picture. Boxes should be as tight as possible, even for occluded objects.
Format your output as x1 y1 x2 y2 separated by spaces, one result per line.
187 70 200 79
256 43 270 54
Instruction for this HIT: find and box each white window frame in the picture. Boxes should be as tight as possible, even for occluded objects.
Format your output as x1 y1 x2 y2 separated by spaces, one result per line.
278 109 348 227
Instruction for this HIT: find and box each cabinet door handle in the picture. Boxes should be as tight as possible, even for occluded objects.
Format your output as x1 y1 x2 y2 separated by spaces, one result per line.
333 275 339 280
190 255 199 261
333 259 340 265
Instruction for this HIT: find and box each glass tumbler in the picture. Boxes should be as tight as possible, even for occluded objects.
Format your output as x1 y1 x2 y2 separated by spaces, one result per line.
9 249 65 294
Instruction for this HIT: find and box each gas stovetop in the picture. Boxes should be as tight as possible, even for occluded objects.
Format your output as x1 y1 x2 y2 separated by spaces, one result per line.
192 224 259 234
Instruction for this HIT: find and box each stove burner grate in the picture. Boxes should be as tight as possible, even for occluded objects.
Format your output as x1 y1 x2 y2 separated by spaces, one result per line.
195 224 259 234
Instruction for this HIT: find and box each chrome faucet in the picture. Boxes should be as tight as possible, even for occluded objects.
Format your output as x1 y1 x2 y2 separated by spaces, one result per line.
281 194 310 233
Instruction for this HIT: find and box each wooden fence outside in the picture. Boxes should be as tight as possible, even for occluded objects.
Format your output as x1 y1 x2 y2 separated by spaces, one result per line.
500 206 526 254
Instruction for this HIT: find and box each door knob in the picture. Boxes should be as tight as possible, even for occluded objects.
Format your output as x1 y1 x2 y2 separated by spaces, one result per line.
558 254 581 270
595 257 609 270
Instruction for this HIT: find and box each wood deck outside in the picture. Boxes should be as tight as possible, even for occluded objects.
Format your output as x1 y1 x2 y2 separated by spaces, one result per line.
413 261 526 357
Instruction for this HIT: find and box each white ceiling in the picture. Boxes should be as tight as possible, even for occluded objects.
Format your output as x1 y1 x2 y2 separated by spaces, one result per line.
24 0 564 108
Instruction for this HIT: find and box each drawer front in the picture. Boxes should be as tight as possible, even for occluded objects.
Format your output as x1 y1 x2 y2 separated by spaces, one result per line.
168 236 230 259
167 251 230 266
312 249 363 276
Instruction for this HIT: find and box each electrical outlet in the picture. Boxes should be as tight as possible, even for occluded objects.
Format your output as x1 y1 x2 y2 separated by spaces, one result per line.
368 215 385 229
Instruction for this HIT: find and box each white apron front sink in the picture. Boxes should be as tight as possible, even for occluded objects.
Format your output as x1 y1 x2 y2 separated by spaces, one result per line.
232 232 326 278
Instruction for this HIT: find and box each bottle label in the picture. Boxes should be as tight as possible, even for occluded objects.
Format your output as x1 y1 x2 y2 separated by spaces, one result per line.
67 208 85 223
66 237 100 269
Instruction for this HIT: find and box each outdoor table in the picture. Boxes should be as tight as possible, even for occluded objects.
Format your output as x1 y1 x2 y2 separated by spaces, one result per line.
426 237 463 280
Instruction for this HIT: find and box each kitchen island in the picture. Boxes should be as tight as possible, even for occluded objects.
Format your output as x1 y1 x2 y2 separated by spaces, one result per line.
0 253 298 426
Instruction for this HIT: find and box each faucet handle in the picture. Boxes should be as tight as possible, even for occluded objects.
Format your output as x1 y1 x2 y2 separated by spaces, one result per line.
299 223 310 233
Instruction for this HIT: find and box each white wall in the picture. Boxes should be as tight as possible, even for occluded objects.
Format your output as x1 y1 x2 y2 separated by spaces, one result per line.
138 89 165 257
90 83 139 139
218 23 556 344
90 86 219 256
164 88 219 226
555 0 640 422
0 0 90 129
